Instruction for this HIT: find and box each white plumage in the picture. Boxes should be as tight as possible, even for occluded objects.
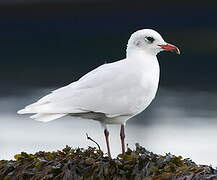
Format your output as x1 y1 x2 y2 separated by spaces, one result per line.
18 57 159 122
17 29 180 156
17 29 180 124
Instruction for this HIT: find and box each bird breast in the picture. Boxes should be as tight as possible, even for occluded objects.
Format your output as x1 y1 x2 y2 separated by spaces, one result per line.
128 57 160 115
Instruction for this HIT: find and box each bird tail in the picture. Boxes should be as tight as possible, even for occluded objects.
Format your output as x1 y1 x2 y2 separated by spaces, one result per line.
17 105 67 122
30 113 67 122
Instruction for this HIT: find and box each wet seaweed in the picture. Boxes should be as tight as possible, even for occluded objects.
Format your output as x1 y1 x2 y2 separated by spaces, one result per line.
0 144 217 180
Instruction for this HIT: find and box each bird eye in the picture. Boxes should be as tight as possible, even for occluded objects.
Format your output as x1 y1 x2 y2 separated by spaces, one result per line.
145 36 155 43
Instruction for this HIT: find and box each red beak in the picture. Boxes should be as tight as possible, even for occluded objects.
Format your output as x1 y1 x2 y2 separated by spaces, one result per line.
158 43 180 54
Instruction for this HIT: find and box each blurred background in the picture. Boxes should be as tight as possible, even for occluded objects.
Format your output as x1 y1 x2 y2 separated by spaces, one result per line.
0 0 217 166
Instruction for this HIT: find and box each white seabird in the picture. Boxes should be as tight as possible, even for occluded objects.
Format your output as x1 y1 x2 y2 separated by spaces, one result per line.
18 29 180 157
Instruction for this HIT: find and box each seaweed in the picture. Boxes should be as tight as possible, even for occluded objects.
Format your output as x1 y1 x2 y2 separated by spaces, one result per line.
0 144 216 180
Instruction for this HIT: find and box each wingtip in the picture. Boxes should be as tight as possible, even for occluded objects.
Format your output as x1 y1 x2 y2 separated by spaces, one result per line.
17 109 26 114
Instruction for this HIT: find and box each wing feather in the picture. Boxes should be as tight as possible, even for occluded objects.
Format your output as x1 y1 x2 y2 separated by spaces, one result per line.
18 59 138 116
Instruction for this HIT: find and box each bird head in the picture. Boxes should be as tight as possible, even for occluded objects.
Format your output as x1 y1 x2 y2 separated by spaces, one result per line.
127 29 180 56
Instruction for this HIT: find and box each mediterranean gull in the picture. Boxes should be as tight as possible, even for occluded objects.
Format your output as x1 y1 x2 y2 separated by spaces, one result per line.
17 29 180 157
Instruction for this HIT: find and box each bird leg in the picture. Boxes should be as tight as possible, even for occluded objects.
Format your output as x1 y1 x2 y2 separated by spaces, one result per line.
104 128 111 158
120 124 125 154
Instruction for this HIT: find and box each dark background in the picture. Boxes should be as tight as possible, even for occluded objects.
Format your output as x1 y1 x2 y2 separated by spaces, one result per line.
1 1 217 165
0 1 217 96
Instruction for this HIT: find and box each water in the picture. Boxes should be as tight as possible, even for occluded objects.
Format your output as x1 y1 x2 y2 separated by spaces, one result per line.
0 87 217 167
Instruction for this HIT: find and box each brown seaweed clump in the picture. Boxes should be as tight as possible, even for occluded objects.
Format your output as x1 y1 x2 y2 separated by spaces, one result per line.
0 144 217 180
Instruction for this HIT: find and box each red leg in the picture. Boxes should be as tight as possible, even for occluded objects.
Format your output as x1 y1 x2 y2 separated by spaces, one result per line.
120 124 125 154
104 128 111 158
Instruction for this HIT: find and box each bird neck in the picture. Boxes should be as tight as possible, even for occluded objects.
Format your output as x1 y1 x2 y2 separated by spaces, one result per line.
126 47 157 60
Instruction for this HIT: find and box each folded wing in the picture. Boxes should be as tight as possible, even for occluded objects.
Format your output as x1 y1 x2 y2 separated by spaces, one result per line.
17 59 138 121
